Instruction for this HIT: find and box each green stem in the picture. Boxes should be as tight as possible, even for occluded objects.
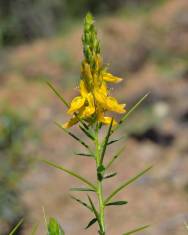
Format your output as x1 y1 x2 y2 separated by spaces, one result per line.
95 124 105 235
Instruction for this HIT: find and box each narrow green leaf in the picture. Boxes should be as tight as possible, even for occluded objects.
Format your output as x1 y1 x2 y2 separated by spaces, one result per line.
112 93 149 134
70 187 95 192
105 200 128 206
55 122 89 149
9 219 24 235
79 125 95 140
30 224 39 235
107 135 127 145
48 217 64 235
85 218 97 229
105 166 152 204
70 195 92 211
87 195 102 230
42 159 96 191
106 145 126 170
100 118 113 165
47 81 69 107
103 172 117 179
122 225 150 235
75 152 94 157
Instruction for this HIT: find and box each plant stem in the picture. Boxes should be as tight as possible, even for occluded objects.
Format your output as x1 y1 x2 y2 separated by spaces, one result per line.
95 124 105 235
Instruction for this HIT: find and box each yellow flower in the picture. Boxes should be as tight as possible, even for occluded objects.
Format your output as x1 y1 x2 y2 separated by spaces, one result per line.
102 72 122 83
63 13 126 128
63 116 79 128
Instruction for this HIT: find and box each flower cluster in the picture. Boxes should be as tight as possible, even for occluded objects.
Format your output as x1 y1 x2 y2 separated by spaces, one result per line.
63 13 126 128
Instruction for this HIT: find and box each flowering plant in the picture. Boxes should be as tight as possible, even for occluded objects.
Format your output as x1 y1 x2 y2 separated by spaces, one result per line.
45 13 151 235
8 13 151 235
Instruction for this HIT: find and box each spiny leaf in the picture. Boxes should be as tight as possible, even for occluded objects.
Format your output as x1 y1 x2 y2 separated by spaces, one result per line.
9 219 24 235
47 81 69 107
48 217 64 235
42 159 96 190
105 166 152 204
103 172 117 179
112 93 149 134
55 122 89 149
70 187 95 192
106 144 126 170
105 200 128 206
122 225 150 235
100 118 113 165
79 125 95 140
85 218 97 229
70 195 92 211
30 224 39 235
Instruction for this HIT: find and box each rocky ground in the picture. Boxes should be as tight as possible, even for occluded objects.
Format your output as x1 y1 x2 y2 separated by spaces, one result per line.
0 0 188 234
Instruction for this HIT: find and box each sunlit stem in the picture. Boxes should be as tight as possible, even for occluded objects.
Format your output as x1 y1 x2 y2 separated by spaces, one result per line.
95 123 105 235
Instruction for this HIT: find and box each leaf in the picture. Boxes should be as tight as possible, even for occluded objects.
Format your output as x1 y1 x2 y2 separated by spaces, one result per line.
103 172 117 179
9 219 24 235
122 225 150 235
48 217 65 235
70 195 92 211
87 195 102 230
107 135 127 145
70 187 95 192
55 122 89 149
75 152 94 157
106 144 126 170
105 200 128 206
105 166 152 204
100 118 113 165
47 81 69 107
112 93 149 134
42 159 96 191
30 224 39 235
79 125 95 140
85 218 97 229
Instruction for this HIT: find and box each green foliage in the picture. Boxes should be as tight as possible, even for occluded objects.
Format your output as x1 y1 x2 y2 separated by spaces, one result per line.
48 218 65 235
0 108 36 230
122 225 150 235
8 219 23 235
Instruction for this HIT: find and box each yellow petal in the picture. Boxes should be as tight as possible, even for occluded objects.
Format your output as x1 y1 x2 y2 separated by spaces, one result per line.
98 114 117 126
63 116 79 128
106 96 126 113
80 80 88 97
81 93 95 117
67 96 85 114
82 106 95 117
100 82 108 96
103 72 122 83
94 89 106 105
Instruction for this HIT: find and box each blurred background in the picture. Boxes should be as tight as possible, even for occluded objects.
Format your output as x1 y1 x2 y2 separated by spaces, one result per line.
0 0 188 234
